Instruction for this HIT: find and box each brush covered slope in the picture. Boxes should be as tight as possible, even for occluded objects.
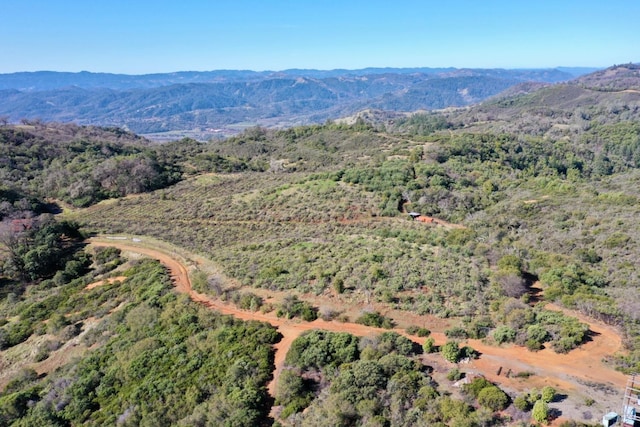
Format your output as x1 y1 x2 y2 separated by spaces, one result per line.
0 122 181 207
0 252 279 426
1 65 640 426
78 66 640 371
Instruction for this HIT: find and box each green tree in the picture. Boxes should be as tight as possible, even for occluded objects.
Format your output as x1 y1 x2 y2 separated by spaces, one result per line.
477 385 509 411
446 368 464 381
493 325 516 344
532 399 549 423
275 369 313 417
462 377 492 399
330 360 386 404
423 337 436 353
441 341 460 363
513 394 530 411
541 386 556 403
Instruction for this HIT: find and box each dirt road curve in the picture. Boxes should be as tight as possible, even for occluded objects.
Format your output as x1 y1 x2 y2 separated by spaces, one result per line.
90 238 393 395
88 238 627 402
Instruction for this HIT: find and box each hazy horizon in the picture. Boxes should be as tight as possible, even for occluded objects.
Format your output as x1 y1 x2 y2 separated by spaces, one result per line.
0 65 611 76
2 0 638 74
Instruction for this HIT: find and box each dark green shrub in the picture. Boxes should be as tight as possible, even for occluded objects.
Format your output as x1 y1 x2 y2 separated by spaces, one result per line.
238 292 264 311
526 338 544 351
286 330 359 370
360 332 418 359
423 337 436 354
445 326 468 339
94 247 121 265
0 320 34 350
493 325 516 344
441 341 460 363
446 368 464 381
514 394 530 411
459 345 478 360
355 311 394 329
276 369 313 417
276 295 317 321
477 385 509 411
462 377 492 398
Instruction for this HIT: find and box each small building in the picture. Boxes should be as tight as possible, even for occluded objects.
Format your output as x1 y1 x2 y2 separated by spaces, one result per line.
603 412 618 427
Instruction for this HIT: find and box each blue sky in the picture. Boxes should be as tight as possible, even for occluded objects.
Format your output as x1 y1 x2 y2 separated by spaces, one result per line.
1 0 638 74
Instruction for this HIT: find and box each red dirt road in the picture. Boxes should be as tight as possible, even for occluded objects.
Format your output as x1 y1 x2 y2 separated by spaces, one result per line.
88 238 627 405
89 238 392 395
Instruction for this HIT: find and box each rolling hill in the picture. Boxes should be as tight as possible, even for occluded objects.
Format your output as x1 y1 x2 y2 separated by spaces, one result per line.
426 63 640 140
2 64 640 426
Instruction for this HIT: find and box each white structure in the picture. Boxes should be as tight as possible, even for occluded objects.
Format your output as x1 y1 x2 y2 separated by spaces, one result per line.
622 375 640 427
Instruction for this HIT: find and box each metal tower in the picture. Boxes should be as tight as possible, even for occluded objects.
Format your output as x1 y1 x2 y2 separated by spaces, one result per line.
622 374 640 427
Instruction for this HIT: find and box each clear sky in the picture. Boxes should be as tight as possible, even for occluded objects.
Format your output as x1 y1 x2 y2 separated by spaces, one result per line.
1 0 638 74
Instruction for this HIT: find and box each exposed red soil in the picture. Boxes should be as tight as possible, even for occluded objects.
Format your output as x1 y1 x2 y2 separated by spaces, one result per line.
85 276 127 290
88 238 628 420
415 215 466 229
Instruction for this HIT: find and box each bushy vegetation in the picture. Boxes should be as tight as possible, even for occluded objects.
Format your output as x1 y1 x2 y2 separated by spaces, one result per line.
440 341 477 363
276 295 318 321
355 311 394 329
0 257 279 426
462 377 510 411
278 330 505 426
75 120 634 364
4 67 640 423
1 217 86 283
491 300 589 352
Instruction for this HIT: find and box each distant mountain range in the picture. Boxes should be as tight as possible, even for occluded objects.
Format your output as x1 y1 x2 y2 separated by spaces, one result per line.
0 67 601 138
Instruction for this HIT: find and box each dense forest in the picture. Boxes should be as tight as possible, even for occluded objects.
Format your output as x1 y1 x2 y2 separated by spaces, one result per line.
1 65 640 426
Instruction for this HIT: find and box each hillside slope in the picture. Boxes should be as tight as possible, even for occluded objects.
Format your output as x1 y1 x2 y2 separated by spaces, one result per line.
435 64 640 139
2 66 640 426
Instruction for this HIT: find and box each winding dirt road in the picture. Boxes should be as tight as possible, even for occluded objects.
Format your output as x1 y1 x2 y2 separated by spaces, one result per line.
88 238 627 404
89 238 394 396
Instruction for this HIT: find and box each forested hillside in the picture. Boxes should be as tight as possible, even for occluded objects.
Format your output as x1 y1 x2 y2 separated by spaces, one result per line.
0 122 180 207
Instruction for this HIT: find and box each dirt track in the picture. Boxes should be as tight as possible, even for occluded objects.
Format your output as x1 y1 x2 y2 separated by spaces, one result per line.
88 238 628 413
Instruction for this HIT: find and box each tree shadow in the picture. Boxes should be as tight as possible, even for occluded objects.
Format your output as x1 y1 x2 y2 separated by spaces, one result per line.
411 340 424 355
43 201 63 215
548 407 563 421
523 272 543 305
581 329 601 344
553 393 568 403
421 364 434 374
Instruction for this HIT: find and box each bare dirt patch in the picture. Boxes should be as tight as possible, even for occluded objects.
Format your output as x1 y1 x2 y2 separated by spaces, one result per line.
85 276 127 290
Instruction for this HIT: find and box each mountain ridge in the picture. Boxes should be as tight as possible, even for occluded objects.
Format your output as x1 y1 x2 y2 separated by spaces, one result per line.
0 67 593 137
0 67 587 91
